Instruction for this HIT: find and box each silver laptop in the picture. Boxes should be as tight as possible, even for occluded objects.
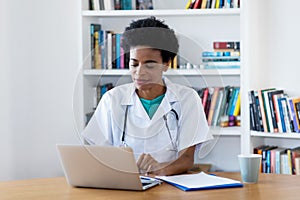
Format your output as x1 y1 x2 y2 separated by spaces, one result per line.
56 144 161 191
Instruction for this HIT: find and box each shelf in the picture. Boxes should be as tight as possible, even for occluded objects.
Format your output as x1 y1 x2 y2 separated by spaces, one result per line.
82 8 240 17
83 69 240 76
251 131 300 139
210 126 241 136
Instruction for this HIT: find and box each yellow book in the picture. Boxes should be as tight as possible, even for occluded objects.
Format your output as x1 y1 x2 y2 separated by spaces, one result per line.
233 92 241 116
185 0 193 9
94 32 101 69
201 0 207 9
173 55 178 69
215 0 220 8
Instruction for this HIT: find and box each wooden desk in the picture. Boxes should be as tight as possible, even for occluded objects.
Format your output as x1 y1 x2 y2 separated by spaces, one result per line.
1 172 300 200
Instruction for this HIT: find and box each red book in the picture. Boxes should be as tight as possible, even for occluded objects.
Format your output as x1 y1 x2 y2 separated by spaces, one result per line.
193 0 203 9
202 87 209 109
213 41 240 50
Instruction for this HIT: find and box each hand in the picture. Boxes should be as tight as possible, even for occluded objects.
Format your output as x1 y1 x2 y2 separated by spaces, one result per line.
137 153 162 175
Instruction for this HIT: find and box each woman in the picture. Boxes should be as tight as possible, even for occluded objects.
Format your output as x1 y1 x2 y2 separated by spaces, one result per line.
82 16 212 175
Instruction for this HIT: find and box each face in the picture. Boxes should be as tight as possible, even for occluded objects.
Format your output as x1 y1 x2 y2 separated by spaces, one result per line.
129 46 169 91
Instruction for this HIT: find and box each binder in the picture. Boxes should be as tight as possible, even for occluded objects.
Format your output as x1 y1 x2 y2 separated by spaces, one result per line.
156 172 243 191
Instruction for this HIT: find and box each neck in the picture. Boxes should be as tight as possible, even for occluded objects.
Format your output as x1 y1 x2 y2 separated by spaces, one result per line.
137 85 166 100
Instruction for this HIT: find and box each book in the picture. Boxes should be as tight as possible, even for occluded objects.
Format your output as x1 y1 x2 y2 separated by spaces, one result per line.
227 87 240 116
254 91 264 131
295 157 300 175
156 172 243 191
211 0 216 8
232 91 240 116
280 97 292 133
254 145 270 172
262 146 277 173
121 0 132 9
193 0 203 9
207 87 220 126
218 86 231 124
185 0 193 9
267 90 284 132
292 97 300 131
288 98 300 132
114 0 122 9
211 88 224 126
281 153 291 174
206 0 212 8
136 0 153 10
273 147 287 174
248 90 261 131
201 87 209 112
277 97 287 132
213 41 240 51
90 24 102 69
94 31 101 69
201 0 208 9
258 88 275 132
291 146 300 175
272 93 285 132
262 88 276 132
202 51 240 57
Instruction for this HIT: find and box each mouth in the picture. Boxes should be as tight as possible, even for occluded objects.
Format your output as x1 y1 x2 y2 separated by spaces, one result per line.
134 79 149 85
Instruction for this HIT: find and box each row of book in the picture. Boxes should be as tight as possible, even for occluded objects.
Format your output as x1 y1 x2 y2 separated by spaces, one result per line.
249 88 300 133
254 145 300 175
197 86 240 127
186 0 240 9
89 0 153 11
202 41 240 69
86 84 240 127
92 83 114 110
90 24 130 69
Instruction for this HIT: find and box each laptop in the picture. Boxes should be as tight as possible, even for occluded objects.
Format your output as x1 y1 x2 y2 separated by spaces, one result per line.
56 144 162 191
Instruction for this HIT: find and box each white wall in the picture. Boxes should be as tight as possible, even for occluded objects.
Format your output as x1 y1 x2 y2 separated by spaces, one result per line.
0 0 81 181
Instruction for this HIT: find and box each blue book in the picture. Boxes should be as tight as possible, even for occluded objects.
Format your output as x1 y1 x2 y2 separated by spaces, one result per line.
277 98 286 132
228 87 240 116
115 33 121 68
121 0 132 10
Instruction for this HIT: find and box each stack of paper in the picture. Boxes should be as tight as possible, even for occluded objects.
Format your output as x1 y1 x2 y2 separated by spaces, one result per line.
156 172 243 191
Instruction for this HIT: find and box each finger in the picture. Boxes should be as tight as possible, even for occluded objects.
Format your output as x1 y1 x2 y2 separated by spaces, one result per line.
138 154 154 171
137 153 146 167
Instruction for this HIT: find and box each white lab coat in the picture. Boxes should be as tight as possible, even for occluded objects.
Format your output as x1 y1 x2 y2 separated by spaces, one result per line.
82 77 212 163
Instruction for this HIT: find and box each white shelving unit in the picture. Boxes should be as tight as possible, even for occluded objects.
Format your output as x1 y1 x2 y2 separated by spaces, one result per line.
79 0 242 171
241 0 300 157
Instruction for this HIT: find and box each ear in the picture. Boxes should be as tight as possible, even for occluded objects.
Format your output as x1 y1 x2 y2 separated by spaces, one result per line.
163 61 171 72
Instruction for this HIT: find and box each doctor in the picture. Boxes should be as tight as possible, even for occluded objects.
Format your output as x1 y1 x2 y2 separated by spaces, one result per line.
82 16 213 176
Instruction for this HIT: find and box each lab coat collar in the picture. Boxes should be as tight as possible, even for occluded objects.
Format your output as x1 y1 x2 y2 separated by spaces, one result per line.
120 77 180 121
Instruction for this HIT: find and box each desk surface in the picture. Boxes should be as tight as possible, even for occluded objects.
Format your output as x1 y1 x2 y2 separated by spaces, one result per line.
1 172 300 200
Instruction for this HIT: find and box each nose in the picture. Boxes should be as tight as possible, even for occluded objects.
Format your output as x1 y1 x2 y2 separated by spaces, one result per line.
135 64 146 75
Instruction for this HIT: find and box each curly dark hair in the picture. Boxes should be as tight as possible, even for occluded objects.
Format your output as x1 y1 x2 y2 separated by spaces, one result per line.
121 16 179 63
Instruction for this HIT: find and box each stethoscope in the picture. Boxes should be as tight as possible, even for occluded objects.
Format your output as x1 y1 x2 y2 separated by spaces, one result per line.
121 105 179 151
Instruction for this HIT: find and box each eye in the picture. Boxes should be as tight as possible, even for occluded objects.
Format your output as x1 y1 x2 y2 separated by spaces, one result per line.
129 62 138 67
144 63 158 69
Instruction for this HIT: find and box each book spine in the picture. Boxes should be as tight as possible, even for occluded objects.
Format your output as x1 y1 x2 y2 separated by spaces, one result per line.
193 0 203 9
115 33 121 68
262 90 274 132
213 41 240 50
277 98 286 132
288 98 300 132
281 98 292 133
207 87 219 126
121 0 132 10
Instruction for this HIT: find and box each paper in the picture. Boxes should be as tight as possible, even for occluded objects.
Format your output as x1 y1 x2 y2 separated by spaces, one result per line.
156 172 243 191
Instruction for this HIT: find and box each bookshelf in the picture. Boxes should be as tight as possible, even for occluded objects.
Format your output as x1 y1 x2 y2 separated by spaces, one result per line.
241 0 300 172
79 0 241 171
